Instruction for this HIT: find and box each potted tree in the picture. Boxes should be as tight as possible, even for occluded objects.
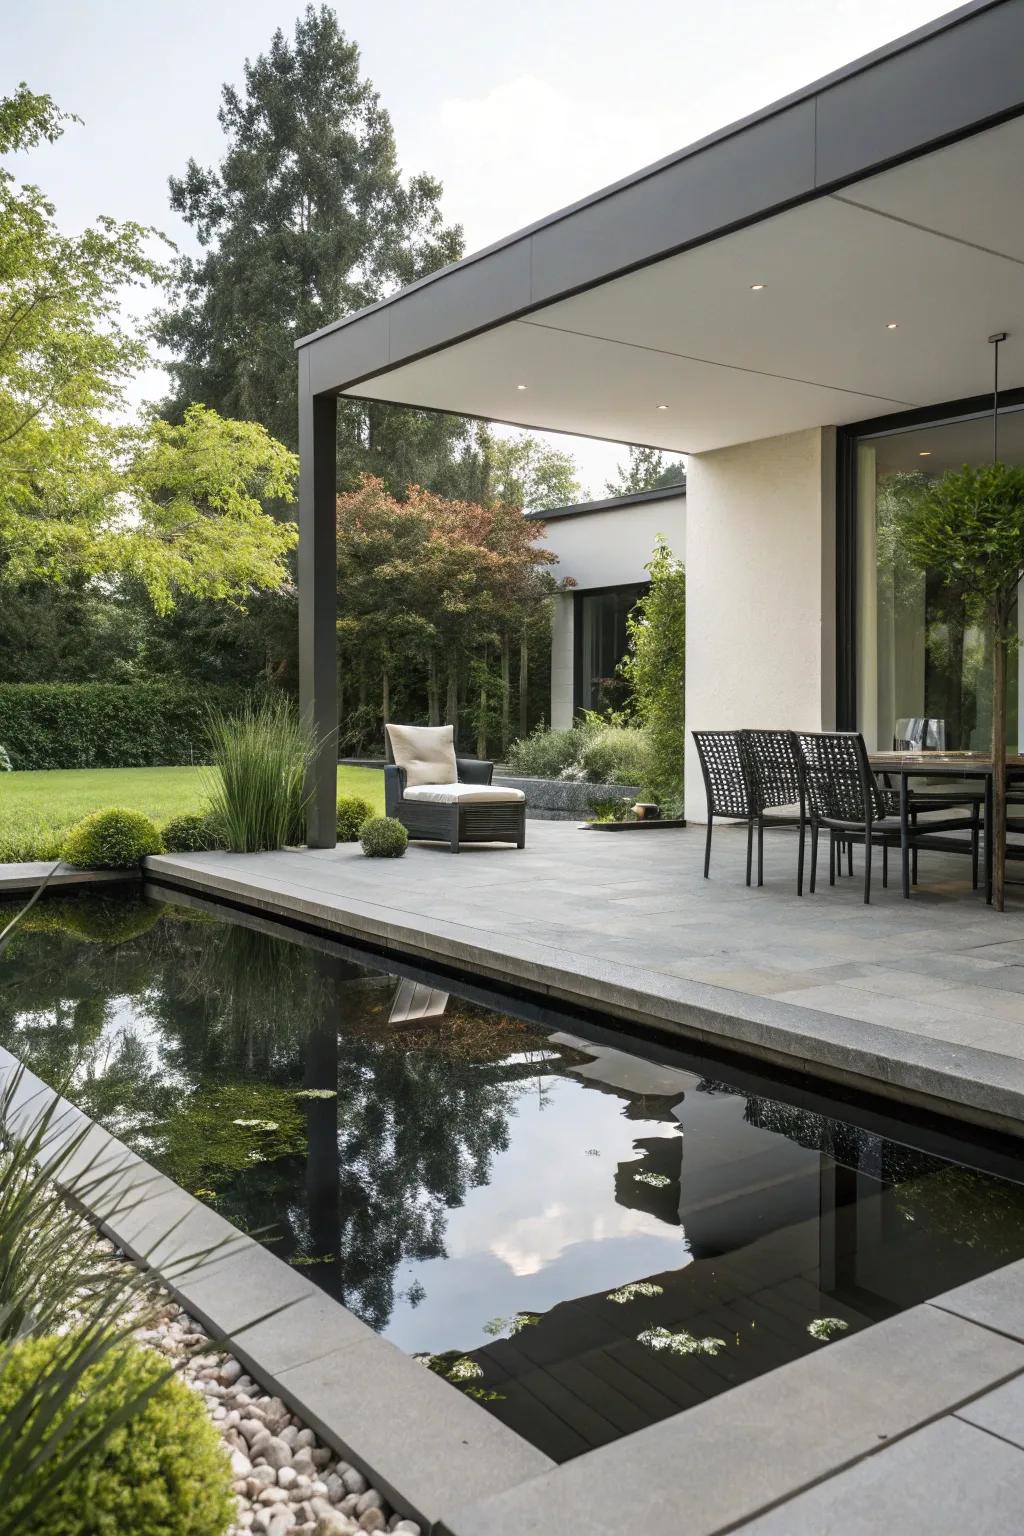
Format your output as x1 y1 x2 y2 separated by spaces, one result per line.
903 463 1024 911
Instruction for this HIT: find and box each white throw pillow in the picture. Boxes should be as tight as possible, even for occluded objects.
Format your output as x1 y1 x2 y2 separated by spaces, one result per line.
386 723 458 788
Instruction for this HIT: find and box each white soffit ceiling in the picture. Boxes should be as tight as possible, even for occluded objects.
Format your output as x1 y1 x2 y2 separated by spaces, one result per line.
347 117 1024 454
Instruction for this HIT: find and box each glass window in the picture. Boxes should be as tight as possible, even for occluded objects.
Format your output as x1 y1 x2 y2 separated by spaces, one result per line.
855 405 1024 752
577 585 645 714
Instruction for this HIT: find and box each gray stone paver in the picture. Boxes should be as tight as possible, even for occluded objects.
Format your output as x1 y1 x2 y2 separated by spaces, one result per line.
729 1417 1024 1535
149 818 1024 1129
956 1373 1024 1451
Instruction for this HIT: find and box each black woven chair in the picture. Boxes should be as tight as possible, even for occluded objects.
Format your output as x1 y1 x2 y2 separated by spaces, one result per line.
741 729 806 891
692 731 753 882
384 757 526 853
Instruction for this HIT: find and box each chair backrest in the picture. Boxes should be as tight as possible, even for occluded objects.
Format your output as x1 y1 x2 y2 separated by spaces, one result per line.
794 731 886 822
692 731 755 817
742 730 802 812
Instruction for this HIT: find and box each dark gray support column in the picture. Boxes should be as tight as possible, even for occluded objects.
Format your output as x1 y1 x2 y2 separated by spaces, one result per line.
298 360 338 848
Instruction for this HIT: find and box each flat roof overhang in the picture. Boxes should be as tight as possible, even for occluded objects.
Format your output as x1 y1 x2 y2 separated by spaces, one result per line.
297 0 1024 454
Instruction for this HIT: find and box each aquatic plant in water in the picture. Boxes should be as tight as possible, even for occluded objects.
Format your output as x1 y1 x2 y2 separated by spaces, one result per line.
807 1317 849 1342
482 1313 541 1338
637 1327 726 1357
156 1083 306 1191
633 1171 671 1188
606 1282 664 1305
293 1088 337 1100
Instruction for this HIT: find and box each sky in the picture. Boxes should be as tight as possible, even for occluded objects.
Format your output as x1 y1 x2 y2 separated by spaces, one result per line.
6 0 963 497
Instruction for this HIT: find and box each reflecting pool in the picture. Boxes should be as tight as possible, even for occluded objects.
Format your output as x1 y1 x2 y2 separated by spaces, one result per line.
3 888 1024 1462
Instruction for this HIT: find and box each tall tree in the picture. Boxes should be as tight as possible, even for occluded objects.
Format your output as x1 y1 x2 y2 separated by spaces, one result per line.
440 424 584 511
0 88 297 610
158 5 468 491
606 445 686 497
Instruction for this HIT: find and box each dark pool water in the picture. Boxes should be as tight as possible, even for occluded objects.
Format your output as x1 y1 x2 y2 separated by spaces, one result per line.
4 887 1024 1462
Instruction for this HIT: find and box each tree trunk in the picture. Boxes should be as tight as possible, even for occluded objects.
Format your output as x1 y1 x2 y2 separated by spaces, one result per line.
518 628 529 740
427 652 441 726
992 611 1008 913
500 633 511 754
445 653 459 743
477 646 488 761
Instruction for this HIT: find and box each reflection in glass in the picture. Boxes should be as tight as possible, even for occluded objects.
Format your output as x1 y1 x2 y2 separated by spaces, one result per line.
577 585 645 713
856 405 1024 751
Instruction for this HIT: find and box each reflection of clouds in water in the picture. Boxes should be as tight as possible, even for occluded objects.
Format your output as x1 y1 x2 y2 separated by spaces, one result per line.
489 1199 679 1278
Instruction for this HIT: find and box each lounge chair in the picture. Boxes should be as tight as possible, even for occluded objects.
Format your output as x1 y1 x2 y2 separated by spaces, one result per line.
383 724 526 853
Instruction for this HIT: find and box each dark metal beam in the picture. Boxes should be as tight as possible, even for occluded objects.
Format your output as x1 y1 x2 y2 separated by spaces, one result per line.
298 366 338 849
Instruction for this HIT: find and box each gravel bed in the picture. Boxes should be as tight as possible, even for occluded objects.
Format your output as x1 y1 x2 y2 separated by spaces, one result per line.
131 1288 420 1536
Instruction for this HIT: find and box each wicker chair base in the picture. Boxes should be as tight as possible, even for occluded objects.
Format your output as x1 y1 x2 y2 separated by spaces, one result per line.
397 800 526 852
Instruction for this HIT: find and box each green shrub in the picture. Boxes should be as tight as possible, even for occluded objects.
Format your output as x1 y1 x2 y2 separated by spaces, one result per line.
505 724 585 779
360 816 408 858
160 811 224 853
204 696 314 853
62 808 163 868
0 683 245 770
620 538 686 815
337 794 375 842
578 724 653 786
0 1334 234 1536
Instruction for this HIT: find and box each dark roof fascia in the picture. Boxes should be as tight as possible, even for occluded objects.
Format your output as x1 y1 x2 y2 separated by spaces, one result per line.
296 0 1024 403
523 483 687 522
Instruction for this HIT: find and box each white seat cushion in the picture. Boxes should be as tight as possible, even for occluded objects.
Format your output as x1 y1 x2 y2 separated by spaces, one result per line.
386 723 458 788
403 782 526 806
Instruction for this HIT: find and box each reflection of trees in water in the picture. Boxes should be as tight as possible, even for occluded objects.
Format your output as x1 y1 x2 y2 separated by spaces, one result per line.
0 894 570 1333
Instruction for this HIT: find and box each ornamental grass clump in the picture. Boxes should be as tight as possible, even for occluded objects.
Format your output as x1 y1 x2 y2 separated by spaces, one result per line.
160 810 225 853
0 1335 234 1536
62 807 163 868
337 794 375 842
360 816 408 858
204 696 315 852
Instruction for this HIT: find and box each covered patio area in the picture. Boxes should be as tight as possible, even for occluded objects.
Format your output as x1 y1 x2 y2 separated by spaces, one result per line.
149 818 1024 1136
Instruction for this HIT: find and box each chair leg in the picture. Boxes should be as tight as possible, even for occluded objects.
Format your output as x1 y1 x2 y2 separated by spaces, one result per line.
883 841 888 889
809 818 819 894
911 810 918 886
757 817 764 887
450 809 460 853
745 818 753 887
797 816 806 896
847 838 853 877
829 831 835 886
972 805 979 890
704 816 713 879
864 835 872 905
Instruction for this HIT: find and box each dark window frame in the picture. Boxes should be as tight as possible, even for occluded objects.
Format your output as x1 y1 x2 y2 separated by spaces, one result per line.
835 385 1024 730
572 581 650 716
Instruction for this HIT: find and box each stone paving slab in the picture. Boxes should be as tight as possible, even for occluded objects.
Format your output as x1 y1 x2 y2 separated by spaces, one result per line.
148 820 1024 1131
730 1417 1024 1535
956 1374 1024 1451
0 860 139 892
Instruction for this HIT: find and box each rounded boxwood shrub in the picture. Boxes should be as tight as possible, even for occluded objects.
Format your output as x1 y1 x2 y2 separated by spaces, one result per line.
0 1333 234 1535
62 807 163 868
337 794 375 842
360 816 408 858
160 811 224 853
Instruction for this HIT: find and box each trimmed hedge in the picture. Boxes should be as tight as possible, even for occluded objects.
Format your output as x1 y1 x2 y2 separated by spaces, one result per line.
0 683 246 770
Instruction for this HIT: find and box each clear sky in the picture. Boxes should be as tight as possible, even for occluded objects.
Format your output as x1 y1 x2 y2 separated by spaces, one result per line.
6 0 962 496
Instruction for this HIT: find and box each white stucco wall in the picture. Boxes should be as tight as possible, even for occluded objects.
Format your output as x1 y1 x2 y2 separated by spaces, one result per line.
542 493 686 727
684 427 836 822
541 494 686 592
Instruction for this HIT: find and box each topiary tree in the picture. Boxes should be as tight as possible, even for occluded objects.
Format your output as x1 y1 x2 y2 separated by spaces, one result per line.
336 795 375 842
360 816 408 858
0 1334 234 1535
902 463 1024 911
619 537 686 816
62 808 163 868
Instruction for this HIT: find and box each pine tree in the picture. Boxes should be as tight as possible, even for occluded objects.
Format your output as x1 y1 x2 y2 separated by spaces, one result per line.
157 6 467 489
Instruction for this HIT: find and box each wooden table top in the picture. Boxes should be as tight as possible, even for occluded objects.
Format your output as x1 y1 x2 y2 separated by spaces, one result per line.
869 751 1024 773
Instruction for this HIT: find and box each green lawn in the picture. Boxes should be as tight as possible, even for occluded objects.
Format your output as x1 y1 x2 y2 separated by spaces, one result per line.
0 764 384 862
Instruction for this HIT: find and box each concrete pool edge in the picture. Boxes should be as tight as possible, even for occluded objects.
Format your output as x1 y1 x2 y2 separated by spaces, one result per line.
146 851 1024 1137
0 1048 552 1529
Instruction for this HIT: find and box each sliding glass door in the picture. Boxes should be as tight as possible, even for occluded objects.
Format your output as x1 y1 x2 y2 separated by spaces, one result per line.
854 403 1024 752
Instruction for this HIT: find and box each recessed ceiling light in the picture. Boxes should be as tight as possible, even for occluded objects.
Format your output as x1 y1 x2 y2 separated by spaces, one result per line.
656 403 669 411
919 450 932 457
516 383 528 391
886 322 899 330
750 283 766 291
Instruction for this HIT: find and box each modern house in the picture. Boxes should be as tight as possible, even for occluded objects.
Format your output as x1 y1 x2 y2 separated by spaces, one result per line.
296 0 1024 839
525 483 686 727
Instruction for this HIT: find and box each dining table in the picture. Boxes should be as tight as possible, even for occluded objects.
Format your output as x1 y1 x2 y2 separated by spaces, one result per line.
868 750 1024 903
